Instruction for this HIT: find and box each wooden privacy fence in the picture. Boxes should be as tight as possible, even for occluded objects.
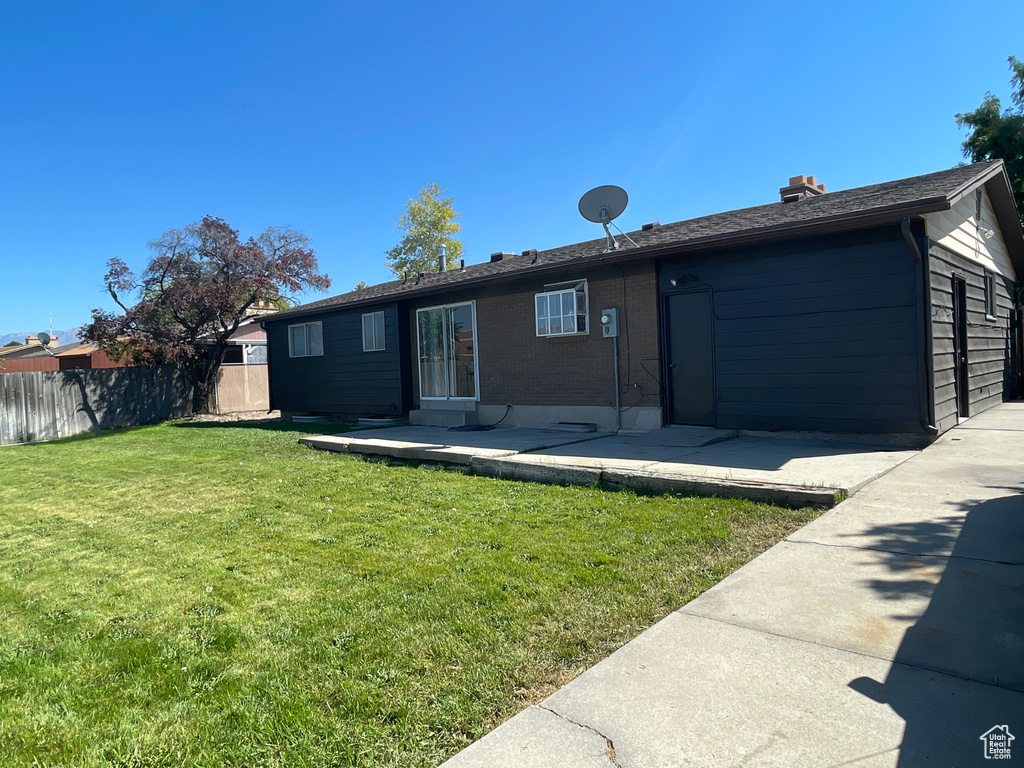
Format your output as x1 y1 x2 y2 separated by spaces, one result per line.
214 364 269 413
0 366 191 445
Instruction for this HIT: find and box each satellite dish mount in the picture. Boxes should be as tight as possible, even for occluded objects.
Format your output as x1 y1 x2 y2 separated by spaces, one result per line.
578 185 638 252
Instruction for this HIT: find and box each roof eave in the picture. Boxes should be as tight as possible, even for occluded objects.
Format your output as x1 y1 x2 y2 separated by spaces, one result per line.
605 198 952 264
265 197 958 323
981 165 1024 276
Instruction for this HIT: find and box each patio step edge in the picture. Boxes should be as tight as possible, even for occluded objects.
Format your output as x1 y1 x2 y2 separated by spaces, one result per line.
470 457 841 508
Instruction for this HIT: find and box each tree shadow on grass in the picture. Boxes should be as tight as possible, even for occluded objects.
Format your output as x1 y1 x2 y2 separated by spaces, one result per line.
847 485 1024 765
167 419 357 436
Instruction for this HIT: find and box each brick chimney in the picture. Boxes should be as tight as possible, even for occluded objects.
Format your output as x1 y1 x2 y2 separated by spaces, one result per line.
780 175 827 203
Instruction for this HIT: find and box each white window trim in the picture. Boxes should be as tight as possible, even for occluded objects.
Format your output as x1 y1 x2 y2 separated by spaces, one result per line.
535 279 589 337
288 321 324 358
362 311 386 352
415 300 479 401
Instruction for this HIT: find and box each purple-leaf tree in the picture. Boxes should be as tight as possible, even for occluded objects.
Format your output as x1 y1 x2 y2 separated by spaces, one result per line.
84 217 331 413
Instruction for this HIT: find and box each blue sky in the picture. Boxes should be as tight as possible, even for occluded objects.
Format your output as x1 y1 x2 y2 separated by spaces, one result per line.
2 0 1022 336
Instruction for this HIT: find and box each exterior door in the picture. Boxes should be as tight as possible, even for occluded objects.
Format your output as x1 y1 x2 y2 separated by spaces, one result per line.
416 302 478 400
952 276 969 419
665 289 716 426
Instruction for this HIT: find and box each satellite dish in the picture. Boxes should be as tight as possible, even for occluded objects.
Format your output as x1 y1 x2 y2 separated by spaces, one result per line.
578 185 637 252
37 331 51 347
578 185 629 224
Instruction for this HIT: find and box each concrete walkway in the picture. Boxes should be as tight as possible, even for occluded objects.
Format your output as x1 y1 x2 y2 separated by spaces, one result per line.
439 402 1024 767
302 425 917 508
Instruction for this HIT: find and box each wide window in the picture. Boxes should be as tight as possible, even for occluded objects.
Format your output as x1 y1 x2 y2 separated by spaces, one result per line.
416 302 477 399
535 280 588 337
362 311 386 352
288 321 324 357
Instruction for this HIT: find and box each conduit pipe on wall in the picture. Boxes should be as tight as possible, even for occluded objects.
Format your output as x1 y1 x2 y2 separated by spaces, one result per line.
902 217 939 435
613 334 621 432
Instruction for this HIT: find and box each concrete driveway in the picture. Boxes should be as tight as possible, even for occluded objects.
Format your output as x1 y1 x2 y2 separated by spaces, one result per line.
438 402 1024 766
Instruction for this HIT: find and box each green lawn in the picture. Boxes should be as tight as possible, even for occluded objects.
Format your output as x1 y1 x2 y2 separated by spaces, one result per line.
0 421 819 767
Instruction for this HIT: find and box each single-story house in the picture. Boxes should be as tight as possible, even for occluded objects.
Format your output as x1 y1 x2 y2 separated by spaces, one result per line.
263 160 1024 439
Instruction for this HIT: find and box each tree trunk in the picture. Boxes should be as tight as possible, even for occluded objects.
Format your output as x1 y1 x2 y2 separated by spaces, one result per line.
190 343 226 414
191 374 215 414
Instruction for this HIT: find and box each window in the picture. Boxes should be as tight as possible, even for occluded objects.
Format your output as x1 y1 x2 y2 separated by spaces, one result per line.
362 311 386 352
244 344 267 364
535 280 588 337
984 272 998 319
288 321 323 357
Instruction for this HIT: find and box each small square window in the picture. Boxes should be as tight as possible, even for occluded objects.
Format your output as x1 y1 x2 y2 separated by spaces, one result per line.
362 311 386 352
535 280 588 337
984 272 998 319
245 344 268 364
288 321 324 357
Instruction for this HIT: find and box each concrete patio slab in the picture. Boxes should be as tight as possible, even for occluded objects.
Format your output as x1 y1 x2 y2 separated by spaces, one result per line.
300 426 607 465
303 424 918 507
622 425 737 447
523 435 917 494
437 402 1024 767
788 420 1024 563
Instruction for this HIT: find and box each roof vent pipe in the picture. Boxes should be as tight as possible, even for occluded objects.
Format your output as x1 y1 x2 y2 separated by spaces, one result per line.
438 245 447 273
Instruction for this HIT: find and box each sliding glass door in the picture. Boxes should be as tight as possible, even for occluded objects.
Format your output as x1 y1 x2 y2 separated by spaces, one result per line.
416 302 478 400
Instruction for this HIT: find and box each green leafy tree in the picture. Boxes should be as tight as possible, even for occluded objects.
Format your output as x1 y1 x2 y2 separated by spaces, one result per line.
3 341 21 347
354 281 368 291
384 183 463 277
956 56 1024 224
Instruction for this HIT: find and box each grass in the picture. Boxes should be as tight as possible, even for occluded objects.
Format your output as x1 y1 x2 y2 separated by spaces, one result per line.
0 421 819 767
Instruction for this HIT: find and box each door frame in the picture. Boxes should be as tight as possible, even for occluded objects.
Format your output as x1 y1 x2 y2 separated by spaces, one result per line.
415 300 480 401
951 275 969 419
660 286 717 426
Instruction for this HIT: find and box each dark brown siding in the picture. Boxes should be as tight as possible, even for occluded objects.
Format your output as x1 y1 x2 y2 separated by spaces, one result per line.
407 260 661 409
928 243 1018 433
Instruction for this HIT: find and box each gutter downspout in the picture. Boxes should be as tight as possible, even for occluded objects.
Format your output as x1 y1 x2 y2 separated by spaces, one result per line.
261 320 275 415
902 217 938 435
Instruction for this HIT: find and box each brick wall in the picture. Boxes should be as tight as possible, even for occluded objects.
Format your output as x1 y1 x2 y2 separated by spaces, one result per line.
408 260 661 409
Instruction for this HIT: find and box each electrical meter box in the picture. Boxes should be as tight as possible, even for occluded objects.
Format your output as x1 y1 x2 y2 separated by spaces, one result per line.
600 308 619 338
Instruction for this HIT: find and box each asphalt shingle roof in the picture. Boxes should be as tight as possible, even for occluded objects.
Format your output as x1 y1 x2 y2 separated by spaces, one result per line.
270 161 1013 321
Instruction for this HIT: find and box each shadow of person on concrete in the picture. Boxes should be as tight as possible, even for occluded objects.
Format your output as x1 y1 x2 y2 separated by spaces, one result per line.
848 487 1024 765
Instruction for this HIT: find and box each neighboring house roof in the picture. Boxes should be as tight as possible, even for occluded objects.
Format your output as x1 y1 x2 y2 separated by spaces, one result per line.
52 341 103 358
197 314 273 345
0 343 55 359
268 160 1024 323
0 344 32 358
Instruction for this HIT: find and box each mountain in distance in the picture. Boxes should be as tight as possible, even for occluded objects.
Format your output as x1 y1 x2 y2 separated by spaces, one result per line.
0 327 84 348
